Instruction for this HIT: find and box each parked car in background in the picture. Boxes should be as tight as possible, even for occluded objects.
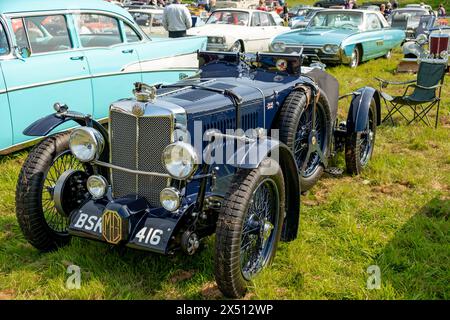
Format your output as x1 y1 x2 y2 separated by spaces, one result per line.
0 0 206 155
214 0 259 9
288 5 314 18
388 8 434 40
271 9 405 67
314 0 347 8
405 4 434 13
187 9 289 52
359 5 380 11
270 11 285 26
129 8 168 36
289 7 325 29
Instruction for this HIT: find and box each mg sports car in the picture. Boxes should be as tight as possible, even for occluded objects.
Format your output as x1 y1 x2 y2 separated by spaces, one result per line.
16 51 380 298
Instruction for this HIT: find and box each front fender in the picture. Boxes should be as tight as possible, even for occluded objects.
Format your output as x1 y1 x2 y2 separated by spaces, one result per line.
346 86 381 133
23 113 108 141
229 138 301 242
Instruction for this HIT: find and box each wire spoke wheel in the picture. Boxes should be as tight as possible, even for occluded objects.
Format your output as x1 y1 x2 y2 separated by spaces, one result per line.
359 109 375 166
345 99 377 175
294 104 326 177
215 159 285 298
42 151 86 234
240 179 279 280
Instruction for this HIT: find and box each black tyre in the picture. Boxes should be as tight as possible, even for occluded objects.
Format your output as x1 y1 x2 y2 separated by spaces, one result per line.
349 45 360 68
277 90 332 192
16 133 90 252
215 159 285 298
230 40 243 52
384 49 392 59
345 99 377 175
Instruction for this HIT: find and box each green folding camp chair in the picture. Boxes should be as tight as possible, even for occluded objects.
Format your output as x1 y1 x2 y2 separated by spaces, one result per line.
376 60 447 128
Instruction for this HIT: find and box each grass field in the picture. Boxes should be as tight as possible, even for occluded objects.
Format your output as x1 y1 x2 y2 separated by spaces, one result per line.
0 47 449 300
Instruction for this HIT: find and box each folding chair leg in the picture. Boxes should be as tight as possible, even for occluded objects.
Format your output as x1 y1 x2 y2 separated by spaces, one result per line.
435 100 441 128
407 102 438 127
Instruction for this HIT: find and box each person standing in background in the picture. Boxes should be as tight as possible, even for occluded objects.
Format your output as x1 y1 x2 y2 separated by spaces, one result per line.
163 0 192 38
438 4 446 17
209 0 216 12
256 0 268 11
385 2 392 17
197 0 210 11
392 0 399 10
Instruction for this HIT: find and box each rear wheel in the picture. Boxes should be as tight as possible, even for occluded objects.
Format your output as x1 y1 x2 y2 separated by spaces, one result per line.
349 46 360 68
278 90 332 191
230 40 243 53
15 133 91 252
214 159 285 298
345 99 377 174
384 50 392 59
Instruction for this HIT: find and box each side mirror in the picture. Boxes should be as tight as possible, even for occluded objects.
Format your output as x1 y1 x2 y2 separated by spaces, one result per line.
15 47 31 60
19 47 31 59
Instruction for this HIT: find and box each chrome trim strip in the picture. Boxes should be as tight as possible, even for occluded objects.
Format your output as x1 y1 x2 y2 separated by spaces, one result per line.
93 160 171 178
0 136 43 155
5 69 197 93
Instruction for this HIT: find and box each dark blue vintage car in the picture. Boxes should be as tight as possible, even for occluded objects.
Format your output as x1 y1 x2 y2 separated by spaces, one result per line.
15 52 381 297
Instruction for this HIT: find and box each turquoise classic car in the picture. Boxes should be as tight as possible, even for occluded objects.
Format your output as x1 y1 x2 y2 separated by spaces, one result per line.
0 0 206 155
271 9 405 68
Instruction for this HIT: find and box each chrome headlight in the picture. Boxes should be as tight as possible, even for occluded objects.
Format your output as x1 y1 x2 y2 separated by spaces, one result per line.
323 44 339 54
162 142 199 179
208 36 225 44
416 34 428 45
87 175 108 199
160 187 181 212
440 50 448 60
69 127 105 162
271 41 286 52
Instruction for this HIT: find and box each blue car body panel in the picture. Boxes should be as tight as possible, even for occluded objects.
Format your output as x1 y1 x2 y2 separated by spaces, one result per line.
0 0 206 154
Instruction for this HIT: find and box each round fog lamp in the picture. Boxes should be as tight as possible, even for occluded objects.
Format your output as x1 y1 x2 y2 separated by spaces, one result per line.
87 175 108 199
160 187 181 212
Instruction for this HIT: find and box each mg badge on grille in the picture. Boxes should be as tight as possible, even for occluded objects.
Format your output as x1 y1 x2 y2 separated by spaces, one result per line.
102 210 123 244
132 104 145 117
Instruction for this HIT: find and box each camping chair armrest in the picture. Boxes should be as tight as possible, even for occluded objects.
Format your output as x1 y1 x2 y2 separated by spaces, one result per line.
375 77 417 88
413 83 442 90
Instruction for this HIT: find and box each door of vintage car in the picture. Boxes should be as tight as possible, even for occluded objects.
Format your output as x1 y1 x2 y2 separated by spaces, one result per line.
73 13 142 120
362 13 388 59
0 21 13 153
248 12 270 52
1 14 93 147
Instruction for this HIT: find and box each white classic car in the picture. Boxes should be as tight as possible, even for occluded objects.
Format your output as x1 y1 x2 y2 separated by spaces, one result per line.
215 0 259 9
187 9 290 52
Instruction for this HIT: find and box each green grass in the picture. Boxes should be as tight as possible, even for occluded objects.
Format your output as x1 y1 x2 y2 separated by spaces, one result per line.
0 50 449 300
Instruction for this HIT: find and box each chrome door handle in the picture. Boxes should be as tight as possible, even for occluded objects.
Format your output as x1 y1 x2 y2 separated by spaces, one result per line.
70 56 84 60
122 49 134 54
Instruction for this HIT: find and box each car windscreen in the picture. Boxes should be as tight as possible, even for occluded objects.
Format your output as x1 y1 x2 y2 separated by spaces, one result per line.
391 10 428 23
308 11 363 30
206 11 250 26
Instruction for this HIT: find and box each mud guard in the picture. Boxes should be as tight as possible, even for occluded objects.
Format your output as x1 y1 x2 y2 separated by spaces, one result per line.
230 138 301 242
346 86 381 133
23 112 108 140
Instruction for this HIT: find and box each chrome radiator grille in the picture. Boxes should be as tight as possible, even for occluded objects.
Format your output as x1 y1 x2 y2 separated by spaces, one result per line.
110 110 172 207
